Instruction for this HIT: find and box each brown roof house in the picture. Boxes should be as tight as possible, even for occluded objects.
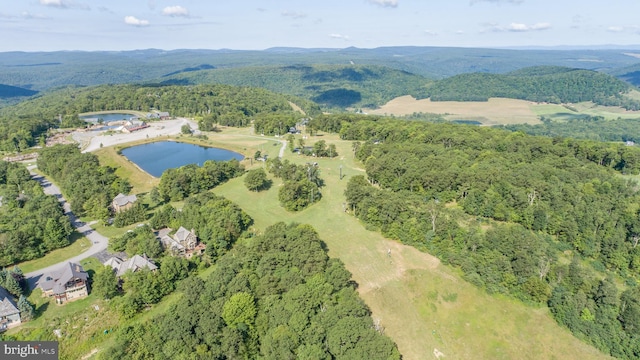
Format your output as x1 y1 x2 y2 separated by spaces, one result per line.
0 286 20 331
37 262 88 304
104 254 158 277
158 226 206 258
112 193 138 213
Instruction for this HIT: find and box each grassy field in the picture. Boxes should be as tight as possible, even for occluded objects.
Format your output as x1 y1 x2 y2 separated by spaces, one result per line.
367 95 640 125
210 130 610 360
17 234 91 274
94 146 159 194
52 127 610 359
367 96 542 125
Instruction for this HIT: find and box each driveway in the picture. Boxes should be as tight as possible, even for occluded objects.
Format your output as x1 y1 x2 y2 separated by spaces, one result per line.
25 173 109 289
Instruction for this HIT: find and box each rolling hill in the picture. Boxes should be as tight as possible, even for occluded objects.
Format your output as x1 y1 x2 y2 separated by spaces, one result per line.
157 64 431 109
1 47 639 93
425 66 639 108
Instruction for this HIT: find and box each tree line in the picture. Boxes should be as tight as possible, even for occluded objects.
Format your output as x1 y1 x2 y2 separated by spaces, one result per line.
38 144 131 217
424 66 640 109
0 161 72 266
157 159 244 202
0 83 318 151
311 114 640 358
99 222 400 359
501 116 640 143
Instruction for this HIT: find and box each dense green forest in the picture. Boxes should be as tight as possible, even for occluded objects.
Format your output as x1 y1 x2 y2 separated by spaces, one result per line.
0 48 637 93
37 145 131 217
160 64 430 108
0 83 318 152
311 114 640 358
425 66 640 109
99 222 400 359
0 161 72 266
501 116 640 143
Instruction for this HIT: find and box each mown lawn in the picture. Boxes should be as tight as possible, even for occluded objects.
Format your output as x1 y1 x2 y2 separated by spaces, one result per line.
17 234 91 274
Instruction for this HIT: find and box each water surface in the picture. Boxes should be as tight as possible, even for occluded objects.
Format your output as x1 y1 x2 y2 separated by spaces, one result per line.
121 141 244 177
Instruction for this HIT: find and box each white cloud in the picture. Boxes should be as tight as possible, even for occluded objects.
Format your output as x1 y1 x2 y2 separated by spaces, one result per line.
22 12 50 19
162 5 190 17
484 22 551 32
124 16 150 27
330 33 350 40
39 0 65 7
282 11 307 19
607 25 640 33
424 30 438 36
368 0 398 8
39 0 89 10
507 22 551 31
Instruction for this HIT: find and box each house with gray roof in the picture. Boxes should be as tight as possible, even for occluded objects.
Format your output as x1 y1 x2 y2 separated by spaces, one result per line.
112 193 138 213
157 227 205 258
0 286 20 331
37 262 88 304
104 254 157 278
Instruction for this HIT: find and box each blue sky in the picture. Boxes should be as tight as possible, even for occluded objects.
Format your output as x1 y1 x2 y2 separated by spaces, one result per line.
0 0 639 51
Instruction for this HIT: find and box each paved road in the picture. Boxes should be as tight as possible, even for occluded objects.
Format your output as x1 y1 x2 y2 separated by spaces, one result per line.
25 173 109 289
278 139 287 158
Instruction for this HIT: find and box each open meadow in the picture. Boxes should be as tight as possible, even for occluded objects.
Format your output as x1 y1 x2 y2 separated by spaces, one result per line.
367 95 640 125
16 123 614 359
367 96 543 125
202 129 609 360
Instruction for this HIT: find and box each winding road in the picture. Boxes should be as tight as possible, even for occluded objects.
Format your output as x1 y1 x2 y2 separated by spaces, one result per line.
25 173 109 289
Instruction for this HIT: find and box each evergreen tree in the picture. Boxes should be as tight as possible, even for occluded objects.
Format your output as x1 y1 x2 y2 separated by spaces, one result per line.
17 295 34 321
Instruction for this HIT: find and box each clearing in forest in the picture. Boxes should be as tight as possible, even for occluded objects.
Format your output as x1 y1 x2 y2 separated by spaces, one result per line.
367 96 542 125
209 130 611 360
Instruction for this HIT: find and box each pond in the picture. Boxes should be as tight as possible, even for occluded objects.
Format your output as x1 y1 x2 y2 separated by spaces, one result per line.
81 113 136 124
121 141 244 177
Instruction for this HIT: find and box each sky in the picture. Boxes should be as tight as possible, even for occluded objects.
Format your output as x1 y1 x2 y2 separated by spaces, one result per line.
0 0 639 52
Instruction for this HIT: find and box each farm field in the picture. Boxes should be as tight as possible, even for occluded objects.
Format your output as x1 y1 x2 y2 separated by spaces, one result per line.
367 95 640 125
367 96 542 125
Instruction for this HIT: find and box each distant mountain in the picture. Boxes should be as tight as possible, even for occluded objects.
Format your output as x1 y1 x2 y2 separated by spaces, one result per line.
0 84 37 98
608 62 640 86
1 47 640 93
158 64 430 108
162 64 216 77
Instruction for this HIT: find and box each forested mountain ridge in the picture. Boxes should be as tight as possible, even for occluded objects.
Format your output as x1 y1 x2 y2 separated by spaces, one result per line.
0 47 639 93
157 64 430 109
425 66 640 108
